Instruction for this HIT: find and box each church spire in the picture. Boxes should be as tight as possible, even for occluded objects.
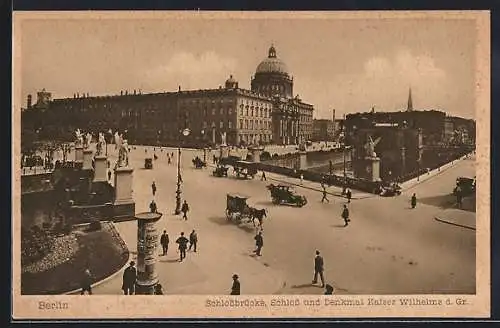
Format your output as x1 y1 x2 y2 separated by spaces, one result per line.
407 87 413 112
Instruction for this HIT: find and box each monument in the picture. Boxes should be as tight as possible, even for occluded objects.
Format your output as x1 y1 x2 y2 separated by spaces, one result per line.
113 134 135 220
248 135 264 163
94 132 108 182
135 211 163 294
82 132 93 170
355 135 382 182
219 132 229 158
74 129 84 167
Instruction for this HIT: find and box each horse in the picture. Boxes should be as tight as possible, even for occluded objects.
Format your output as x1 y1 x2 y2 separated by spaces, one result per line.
249 207 268 229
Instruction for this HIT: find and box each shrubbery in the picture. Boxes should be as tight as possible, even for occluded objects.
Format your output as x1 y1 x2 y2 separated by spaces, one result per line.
21 225 54 266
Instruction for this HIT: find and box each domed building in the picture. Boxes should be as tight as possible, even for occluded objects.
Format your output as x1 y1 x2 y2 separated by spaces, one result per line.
251 45 294 99
24 45 314 147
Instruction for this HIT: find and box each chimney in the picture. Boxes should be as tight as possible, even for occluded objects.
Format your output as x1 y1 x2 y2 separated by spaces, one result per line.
178 85 181 92
134 89 136 95
332 109 336 122
27 94 32 108
120 90 123 96
125 90 128 95
77 92 79 98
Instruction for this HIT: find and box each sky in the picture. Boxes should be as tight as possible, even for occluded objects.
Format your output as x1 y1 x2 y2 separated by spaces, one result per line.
17 13 478 119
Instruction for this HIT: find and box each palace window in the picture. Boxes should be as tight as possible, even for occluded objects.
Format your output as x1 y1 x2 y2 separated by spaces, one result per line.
240 119 243 129
228 121 233 129
220 121 224 129
220 108 224 115
212 108 216 115
228 108 232 115
246 106 249 116
251 108 254 116
245 119 248 129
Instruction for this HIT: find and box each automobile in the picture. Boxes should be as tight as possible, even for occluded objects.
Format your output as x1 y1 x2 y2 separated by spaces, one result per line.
233 160 258 179
454 176 475 196
266 183 307 207
144 158 153 169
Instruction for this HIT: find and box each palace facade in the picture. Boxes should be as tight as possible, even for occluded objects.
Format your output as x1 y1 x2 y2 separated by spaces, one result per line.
22 45 314 147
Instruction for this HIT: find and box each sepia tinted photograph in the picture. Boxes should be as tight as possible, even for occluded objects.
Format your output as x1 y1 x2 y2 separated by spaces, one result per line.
12 11 490 319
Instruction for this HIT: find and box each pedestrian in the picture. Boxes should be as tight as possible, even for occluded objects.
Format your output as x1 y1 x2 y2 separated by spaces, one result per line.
321 187 329 203
300 172 304 185
411 193 417 209
312 250 325 287
80 268 93 295
181 200 189 220
230 274 241 295
346 188 352 203
151 181 157 196
108 170 112 181
253 231 264 256
324 284 335 295
168 156 171 165
160 230 169 256
188 229 198 252
176 232 189 262
154 283 164 295
261 171 267 181
122 261 137 295
341 204 350 227
456 187 463 208
149 199 158 213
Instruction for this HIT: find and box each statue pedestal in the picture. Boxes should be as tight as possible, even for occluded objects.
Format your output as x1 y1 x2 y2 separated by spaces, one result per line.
355 156 381 182
135 212 163 295
83 149 93 170
298 151 307 170
220 145 229 159
93 156 107 182
75 146 84 163
113 166 135 220
248 146 264 163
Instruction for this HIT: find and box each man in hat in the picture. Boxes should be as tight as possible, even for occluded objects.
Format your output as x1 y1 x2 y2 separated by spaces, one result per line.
176 232 189 262
160 230 169 256
346 188 352 203
253 231 263 256
151 181 157 196
341 204 350 227
181 200 190 220
411 193 417 209
188 229 198 252
122 261 137 295
80 268 93 295
230 274 240 295
312 250 325 287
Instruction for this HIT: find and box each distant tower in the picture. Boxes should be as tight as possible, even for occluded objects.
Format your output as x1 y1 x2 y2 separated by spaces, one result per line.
332 109 336 122
407 87 413 112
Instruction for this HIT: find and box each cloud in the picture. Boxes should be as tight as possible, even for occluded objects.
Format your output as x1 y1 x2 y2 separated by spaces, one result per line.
142 51 238 91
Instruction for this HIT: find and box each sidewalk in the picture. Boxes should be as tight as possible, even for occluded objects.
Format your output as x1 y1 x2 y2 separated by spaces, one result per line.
207 162 373 200
91 215 286 295
435 208 476 231
401 153 475 191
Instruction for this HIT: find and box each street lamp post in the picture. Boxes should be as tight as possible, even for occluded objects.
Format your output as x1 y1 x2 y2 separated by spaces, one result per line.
201 129 207 163
175 128 191 215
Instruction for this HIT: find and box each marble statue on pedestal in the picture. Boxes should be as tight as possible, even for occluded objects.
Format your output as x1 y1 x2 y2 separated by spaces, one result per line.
220 132 227 146
75 129 84 147
84 132 93 149
364 135 381 158
96 132 107 156
116 136 129 168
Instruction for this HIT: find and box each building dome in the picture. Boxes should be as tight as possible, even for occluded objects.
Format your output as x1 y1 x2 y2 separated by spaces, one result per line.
225 74 238 89
255 45 289 75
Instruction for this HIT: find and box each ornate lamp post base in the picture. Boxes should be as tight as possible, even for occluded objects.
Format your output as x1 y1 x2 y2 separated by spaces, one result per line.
174 186 182 215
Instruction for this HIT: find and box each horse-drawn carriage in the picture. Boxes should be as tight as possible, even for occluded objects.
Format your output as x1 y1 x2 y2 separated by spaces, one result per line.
226 193 252 223
379 183 402 197
192 156 207 169
233 160 258 179
267 184 307 207
226 193 268 228
213 165 229 177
